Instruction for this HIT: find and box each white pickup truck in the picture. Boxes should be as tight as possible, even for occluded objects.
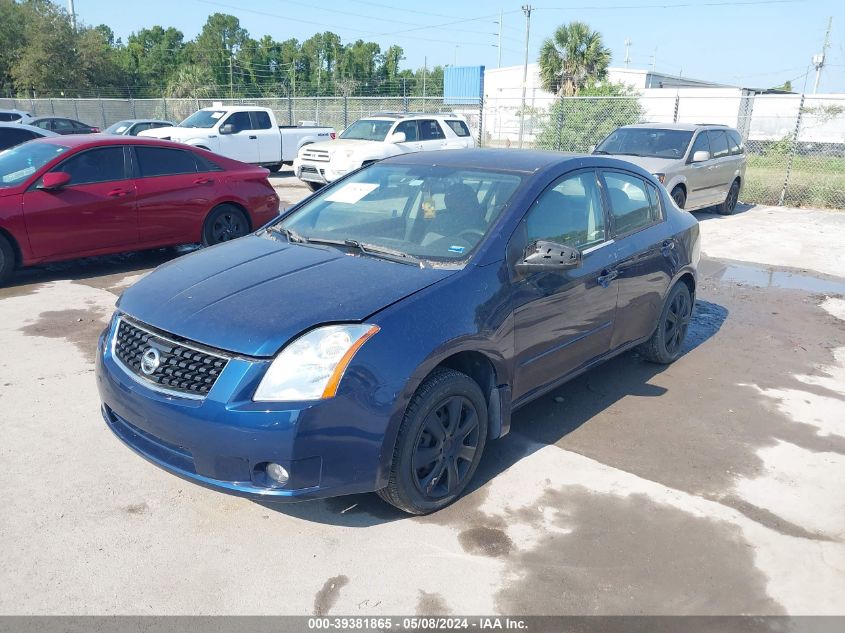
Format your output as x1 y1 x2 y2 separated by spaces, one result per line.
139 106 335 172
293 112 475 190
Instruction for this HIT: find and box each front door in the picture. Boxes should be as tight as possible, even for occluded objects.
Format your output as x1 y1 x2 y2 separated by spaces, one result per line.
22 145 138 258
217 111 260 163
418 119 449 152
511 169 619 402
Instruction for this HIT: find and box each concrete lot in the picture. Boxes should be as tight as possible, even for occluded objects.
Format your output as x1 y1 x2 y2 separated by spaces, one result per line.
1 171 844 615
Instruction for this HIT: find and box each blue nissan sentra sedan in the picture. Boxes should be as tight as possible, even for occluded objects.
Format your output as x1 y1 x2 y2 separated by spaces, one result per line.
97 149 700 514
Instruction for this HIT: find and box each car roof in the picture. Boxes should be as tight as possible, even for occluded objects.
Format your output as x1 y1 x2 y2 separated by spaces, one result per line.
112 119 172 124
29 116 79 122
357 112 467 121
619 122 735 132
0 122 58 135
22 134 202 150
383 148 590 174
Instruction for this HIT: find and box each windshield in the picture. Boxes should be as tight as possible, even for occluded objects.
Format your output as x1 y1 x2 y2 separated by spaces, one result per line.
178 110 226 129
596 128 694 159
104 121 132 134
275 163 523 263
340 119 394 141
0 142 69 187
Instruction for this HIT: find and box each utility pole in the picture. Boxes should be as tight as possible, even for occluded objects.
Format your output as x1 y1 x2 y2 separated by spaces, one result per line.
624 39 632 68
68 0 76 31
423 56 427 99
497 9 503 68
518 4 532 149
229 54 234 99
812 17 833 93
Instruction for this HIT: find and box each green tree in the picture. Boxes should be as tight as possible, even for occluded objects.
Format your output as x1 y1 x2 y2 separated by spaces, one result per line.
11 0 79 95
538 21 611 97
0 0 26 95
165 63 214 98
122 26 185 95
191 13 249 93
535 81 643 152
76 25 127 92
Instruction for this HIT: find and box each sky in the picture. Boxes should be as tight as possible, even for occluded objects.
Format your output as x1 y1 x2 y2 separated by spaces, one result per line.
62 0 845 92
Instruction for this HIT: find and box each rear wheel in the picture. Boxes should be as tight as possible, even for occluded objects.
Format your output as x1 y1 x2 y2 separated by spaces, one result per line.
718 180 740 215
638 282 693 364
378 368 488 515
201 204 250 246
0 233 16 286
670 186 686 209
306 182 324 193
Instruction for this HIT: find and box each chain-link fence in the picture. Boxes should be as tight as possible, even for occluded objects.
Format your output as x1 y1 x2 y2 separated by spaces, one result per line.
2 92 843 209
483 92 845 209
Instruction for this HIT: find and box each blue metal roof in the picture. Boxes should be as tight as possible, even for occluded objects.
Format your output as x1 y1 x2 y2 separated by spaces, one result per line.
443 66 484 105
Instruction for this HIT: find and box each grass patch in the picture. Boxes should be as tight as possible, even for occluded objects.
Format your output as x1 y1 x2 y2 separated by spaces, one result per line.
745 154 845 208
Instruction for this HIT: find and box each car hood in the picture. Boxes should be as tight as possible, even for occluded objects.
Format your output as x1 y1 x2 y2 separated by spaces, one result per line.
138 126 202 140
0 187 22 199
304 139 381 153
117 235 456 357
599 154 678 174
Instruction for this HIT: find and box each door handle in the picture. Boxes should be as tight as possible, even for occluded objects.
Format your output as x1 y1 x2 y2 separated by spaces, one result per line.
249 135 257 139
193 177 214 185
597 269 619 288
661 239 676 253
107 188 130 197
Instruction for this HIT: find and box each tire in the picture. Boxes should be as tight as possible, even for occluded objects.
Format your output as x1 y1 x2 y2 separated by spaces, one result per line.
670 186 686 209
306 182 324 193
378 368 488 515
638 282 693 364
718 179 740 215
267 164 283 173
201 204 250 246
0 233 15 286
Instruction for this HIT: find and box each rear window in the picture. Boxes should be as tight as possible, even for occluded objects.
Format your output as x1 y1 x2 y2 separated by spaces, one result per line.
251 111 272 130
0 128 38 150
445 120 471 137
0 113 22 122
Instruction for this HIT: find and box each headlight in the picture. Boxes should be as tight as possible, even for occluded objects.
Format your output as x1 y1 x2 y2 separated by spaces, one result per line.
253 324 380 402
654 173 666 184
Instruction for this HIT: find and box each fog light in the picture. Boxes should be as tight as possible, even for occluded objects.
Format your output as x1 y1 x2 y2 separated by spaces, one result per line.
266 463 289 485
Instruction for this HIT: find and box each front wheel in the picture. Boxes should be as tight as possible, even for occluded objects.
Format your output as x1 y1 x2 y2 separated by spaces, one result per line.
267 164 283 173
378 368 488 515
0 233 16 286
670 186 686 209
718 180 740 215
638 282 693 364
201 204 250 246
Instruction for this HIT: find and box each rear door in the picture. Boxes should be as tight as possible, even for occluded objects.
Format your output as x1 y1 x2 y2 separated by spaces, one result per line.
250 111 280 164
418 119 448 151
510 169 618 401
443 119 474 148
22 145 138 257
217 111 259 163
685 131 719 208
599 169 674 349
131 145 219 244
706 129 734 202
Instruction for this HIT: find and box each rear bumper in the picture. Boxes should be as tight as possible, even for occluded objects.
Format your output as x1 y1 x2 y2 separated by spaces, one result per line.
95 320 396 501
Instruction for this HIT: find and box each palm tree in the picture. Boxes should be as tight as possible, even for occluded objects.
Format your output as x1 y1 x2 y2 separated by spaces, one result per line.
539 22 611 97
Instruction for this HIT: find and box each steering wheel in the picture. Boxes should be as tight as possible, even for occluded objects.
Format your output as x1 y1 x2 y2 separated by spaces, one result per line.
458 229 485 243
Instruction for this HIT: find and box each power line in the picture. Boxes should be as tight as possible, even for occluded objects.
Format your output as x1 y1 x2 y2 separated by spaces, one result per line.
534 0 805 9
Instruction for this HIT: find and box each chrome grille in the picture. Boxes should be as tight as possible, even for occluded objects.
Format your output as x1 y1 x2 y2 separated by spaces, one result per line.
112 318 228 398
301 148 330 162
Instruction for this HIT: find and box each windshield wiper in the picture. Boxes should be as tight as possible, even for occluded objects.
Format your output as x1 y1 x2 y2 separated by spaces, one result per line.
305 237 422 267
267 225 307 243
592 149 609 154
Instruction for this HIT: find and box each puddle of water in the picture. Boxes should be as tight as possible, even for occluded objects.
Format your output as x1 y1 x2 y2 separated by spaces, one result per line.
719 263 845 294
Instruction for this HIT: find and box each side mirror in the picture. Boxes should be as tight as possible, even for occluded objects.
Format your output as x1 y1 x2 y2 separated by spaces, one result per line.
220 123 236 135
38 171 71 190
691 150 710 163
515 240 581 274
388 131 406 144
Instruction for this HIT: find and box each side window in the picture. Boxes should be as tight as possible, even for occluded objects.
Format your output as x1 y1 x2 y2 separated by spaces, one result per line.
525 171 606 250
250 111 272 130
0 113 16 122
51 119 74 132
33 120 52 130
224 111 252 133
131 123 152 135
135 146 199 177
419 120 445 141
602 171 662 236
727 130 744 155
689 131 711 158
445 120 471 137
53 147 126 185
0 128 37 150
707 130 730 159
394 120 419 142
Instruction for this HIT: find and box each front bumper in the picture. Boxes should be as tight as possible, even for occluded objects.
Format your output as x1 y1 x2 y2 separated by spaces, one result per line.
95 321 397 501
292 159 348 184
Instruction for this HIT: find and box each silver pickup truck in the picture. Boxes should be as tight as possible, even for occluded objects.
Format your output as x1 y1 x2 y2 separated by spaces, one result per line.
140 106 335 172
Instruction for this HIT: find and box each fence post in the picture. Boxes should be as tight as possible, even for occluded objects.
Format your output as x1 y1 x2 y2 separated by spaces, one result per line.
288 93 293 125
130 97 136 118
778 93 805 207
73 99 79 120
162 97 168 120
343 95 348 130
673 94 680 123
555 106 564 151
477 95 484 147
99 97 107 128
49 98 55 115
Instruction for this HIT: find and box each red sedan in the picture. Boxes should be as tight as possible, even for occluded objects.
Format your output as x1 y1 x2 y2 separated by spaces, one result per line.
0 136 280 284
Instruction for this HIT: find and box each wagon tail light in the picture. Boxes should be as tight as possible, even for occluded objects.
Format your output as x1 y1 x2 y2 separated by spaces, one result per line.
91 127 101 133
654 173 666 184
330 132 336 140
